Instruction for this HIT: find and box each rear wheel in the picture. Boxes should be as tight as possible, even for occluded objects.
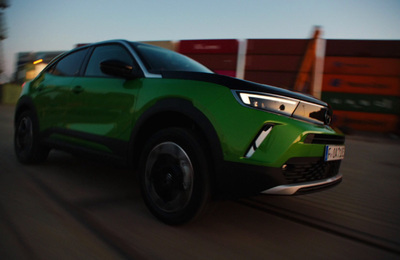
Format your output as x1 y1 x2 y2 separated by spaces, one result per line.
14 111 49 164
139 127 210 225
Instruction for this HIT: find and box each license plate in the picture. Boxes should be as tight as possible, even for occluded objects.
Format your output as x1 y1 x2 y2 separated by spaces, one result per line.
325 145 345 161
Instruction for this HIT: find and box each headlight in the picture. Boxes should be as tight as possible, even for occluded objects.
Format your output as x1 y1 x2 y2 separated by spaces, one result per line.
237 92 299 117
235 91 331 125
292 101 331 125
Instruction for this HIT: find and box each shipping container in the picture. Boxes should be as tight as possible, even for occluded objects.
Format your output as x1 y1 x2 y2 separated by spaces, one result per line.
185 54 237 70
213 70 236 77
244 39 315 90
324 57 400 76
178 39 239 54
322 74 400 96
322 92 400 115
326 40 400 58
323 40 400 134
246 39 309 55
245 55 302 72
332 110 399 133
244 71 297 89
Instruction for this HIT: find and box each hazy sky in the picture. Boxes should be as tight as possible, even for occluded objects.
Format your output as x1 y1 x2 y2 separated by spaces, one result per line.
2 0 400 79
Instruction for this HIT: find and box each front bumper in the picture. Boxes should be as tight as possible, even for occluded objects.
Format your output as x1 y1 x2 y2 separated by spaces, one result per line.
215 117 345 198
262 174 342 195
216 156 343 198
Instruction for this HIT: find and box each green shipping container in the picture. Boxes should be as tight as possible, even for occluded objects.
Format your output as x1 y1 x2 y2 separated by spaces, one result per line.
322 92 400 114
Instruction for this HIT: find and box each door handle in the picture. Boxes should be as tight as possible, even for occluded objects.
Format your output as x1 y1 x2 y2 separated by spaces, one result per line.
72 86 84 94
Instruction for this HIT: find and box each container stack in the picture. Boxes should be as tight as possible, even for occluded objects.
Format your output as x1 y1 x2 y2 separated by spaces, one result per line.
244 39 309 89
140 41 177 51
178 39 239 77
321 40 400 133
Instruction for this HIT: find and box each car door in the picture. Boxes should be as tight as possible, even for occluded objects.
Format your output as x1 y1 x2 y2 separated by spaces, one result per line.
31 48 88 132
67 44 142 153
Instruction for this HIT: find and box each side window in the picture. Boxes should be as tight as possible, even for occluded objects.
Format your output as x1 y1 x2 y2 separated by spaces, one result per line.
85 45 135 77
48 49 87 76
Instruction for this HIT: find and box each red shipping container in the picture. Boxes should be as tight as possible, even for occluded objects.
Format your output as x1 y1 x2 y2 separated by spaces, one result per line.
178 39 239 54
324 57 400 76
332 110 399 133
185 54 237 70
322 74 400 96
246 55 302 72
326 40 400 58
244 71 297 89
214 70 236 77
246 39 309 55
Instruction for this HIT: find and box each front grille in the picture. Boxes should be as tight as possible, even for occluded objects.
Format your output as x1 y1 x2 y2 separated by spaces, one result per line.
304 134 345 145
283 157 341 184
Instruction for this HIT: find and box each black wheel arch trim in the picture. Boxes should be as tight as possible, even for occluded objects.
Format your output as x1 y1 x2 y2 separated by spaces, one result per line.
129 97 224 171
15 96 38 127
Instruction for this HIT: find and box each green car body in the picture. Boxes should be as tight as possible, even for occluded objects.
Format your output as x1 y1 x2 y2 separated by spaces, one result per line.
14 40 345 224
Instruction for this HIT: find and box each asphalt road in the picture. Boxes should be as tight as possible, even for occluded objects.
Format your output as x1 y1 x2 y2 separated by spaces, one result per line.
1 104 400 260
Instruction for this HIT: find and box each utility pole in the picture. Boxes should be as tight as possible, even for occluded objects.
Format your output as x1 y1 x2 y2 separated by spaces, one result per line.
0 0 9 80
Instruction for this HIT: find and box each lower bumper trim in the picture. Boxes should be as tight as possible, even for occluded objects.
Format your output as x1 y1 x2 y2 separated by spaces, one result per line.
262 174 343 195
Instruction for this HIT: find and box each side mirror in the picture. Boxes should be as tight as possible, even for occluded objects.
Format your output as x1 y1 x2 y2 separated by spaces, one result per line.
100 60 140 79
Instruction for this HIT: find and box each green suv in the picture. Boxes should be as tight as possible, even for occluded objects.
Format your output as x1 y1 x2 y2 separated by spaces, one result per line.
14 40 345 224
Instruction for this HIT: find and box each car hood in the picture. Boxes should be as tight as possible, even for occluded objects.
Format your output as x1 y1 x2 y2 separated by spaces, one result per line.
161 71 327 106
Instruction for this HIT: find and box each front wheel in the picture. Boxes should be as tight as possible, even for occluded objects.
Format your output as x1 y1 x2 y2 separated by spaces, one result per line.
139 128 210 225
14 111 49 164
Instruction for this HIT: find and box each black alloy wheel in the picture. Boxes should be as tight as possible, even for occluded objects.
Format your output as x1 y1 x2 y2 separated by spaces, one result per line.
140 127 210 225
14 111 49 164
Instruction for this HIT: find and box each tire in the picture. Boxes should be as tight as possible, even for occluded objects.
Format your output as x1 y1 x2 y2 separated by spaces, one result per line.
139 127 211 225
14 110 49 164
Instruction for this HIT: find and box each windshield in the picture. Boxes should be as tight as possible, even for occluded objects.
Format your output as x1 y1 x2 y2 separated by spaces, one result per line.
130 42 212 74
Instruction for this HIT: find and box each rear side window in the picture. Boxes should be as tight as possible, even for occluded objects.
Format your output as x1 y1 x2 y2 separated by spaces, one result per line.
85 44 134 77
48 49 87 77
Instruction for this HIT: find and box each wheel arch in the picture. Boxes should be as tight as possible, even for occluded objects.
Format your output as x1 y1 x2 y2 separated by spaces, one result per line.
129 98 223 191
14 96 37 127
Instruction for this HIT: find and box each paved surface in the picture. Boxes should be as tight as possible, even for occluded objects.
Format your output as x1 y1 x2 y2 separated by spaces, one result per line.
1 104 400 259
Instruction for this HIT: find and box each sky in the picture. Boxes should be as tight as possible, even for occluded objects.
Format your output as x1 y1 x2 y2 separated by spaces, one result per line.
1 0 400 80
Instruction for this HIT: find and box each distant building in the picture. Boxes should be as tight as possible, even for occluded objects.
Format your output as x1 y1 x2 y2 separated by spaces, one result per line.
15 51 65 83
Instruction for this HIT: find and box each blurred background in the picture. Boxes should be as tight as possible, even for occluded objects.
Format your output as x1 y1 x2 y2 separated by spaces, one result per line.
2 0 399 135
1 1 400 259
